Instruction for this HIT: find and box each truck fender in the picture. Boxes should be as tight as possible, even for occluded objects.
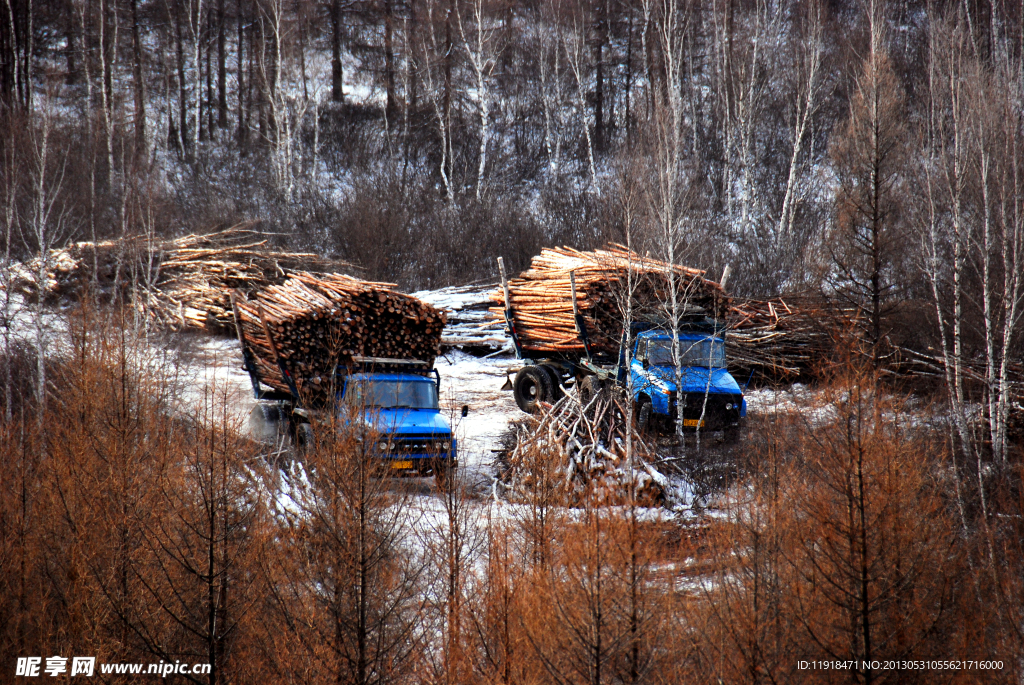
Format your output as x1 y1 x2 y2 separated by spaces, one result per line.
539 364 564 399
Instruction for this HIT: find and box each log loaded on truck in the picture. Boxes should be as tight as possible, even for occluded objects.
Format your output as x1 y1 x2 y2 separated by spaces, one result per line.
494 247 745 436
229 272 461 482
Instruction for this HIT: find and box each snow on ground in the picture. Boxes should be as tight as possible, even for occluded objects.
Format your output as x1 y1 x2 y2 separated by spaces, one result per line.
436 349 521 485
743 383 816 415
175 332 525 489
176 335 258 430
742 382 839 427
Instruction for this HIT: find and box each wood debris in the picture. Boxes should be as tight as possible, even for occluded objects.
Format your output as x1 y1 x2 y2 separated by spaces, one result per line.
725 295 859 381
498 386 668 506
233 272 445 399
8 224 355 332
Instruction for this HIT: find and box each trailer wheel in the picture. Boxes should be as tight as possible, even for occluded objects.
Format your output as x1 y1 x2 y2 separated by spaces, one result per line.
514 366 554 413
540 364 564 399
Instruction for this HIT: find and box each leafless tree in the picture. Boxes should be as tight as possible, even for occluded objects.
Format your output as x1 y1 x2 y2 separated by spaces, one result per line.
268 415 424 685
456 0 501 199
828 2 909 367
0 116 19 420
22 94 70 436
562 0 598 190
421 459 482 684
421 0 457 200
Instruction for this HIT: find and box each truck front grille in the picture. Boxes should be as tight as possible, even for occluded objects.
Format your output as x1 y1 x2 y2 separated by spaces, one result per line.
396 440 439 453
387 435 451 455
674 392 742 429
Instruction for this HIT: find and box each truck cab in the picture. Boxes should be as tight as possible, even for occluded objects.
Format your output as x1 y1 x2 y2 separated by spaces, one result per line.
629 330 745 433
340 370 458 479
247 356 458 483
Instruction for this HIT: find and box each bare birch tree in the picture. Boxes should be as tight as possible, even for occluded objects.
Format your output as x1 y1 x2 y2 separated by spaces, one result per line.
23 98 69 437
456 0 500 199
562 2 598 189
422 0 457 200
0 118 18 421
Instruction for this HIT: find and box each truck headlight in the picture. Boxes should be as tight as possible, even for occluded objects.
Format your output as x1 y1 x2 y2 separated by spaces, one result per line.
725 403 733 410
378 441 390 452
441 441 451 450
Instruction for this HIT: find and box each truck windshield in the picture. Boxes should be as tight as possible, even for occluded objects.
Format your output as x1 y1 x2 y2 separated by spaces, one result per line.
349 380 439 409
647 338 726 368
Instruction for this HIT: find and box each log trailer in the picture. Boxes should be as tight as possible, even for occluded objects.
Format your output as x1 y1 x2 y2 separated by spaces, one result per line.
231 296 460 482
497 258 746 435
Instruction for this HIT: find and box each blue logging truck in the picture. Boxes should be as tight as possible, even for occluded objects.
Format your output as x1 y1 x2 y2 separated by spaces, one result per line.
497 258 745 437
231 294 460 484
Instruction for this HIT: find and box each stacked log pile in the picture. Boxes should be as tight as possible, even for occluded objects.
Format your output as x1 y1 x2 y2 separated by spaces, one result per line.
234 272 445 398
489 245 878 380
489 245 729 356
8 225 354 332
498 386 668 506
413 282 509 351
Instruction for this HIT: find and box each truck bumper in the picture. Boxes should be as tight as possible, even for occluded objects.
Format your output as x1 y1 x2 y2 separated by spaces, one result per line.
379 437 457 475
669 392 744 431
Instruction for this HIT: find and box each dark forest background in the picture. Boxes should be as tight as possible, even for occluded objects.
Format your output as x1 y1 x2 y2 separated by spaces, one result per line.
0 0 1006 293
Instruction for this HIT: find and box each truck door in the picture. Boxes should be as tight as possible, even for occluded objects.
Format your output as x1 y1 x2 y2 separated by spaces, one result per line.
630 338 650 401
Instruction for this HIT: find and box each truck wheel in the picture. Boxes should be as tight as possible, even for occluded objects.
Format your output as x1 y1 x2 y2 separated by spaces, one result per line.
724 425 740 444
294 422 315 455
635 397 653 435
514 366 554 413
540 364 564 399
250 403 284 443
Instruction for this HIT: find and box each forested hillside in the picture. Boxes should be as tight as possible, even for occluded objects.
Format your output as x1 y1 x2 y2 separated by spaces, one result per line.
0 0 1004 293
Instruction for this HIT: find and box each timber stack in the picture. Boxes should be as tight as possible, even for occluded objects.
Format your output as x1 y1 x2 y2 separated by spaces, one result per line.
233 272 445 398
489 245 729 356
9 224 354 332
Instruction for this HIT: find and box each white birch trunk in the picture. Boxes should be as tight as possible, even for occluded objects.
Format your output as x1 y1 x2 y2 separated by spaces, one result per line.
423 0 454 200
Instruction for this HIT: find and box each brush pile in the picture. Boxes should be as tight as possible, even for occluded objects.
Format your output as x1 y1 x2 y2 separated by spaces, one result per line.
498 386 669 505
490 245 729 357
889 345 1024 401
726 296 860 380
233 272 445 398
7 225 353 332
